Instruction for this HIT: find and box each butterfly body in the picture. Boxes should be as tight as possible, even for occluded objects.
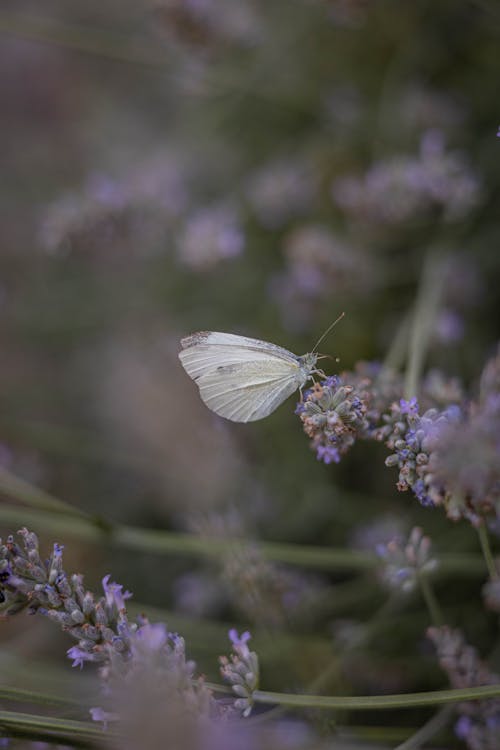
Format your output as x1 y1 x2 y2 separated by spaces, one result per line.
178 331 319 422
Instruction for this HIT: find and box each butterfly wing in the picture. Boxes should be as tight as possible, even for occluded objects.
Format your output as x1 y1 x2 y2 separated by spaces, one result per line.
194 366 300 422
179 332 304 422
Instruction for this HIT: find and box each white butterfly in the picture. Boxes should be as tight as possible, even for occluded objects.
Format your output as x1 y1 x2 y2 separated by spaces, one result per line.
178 331 325 422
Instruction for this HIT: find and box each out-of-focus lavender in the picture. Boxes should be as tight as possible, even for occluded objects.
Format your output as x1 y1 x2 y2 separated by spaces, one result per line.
332 130 482 226
177 204 245 269
376 526 438 592
39 154 190 258
271 225 376 329
428 626 500 750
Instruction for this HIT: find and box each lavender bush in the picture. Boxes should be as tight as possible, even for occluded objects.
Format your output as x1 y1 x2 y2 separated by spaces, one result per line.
1 0 500 748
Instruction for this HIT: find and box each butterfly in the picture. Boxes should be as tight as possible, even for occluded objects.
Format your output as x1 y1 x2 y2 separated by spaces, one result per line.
178 317 343 423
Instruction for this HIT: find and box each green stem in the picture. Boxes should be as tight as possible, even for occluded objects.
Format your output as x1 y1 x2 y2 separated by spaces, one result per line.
0 709 105 745
477 522 498 580
0 503 487 576
0 685 82 709
404 248 447 401
0 468 90 520
418 574 444 627
0 503 487 577
394 705 453 750
252 683 500 711
383 311 412 372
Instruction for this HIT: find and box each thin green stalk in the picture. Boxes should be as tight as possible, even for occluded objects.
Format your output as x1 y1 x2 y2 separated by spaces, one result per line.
404 249 447 401
252 683 500 711
0 685 82 710
0 503 487 576
418 574 444 627
394 705 454 750
477 522 498 580
0 709 105 745
0 468 90 520
382 310 412 372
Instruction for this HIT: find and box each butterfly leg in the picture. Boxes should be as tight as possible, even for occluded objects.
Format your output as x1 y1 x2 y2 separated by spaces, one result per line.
313 368 327 379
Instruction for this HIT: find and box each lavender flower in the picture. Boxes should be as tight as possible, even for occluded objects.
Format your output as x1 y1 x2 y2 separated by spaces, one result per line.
332 130 482 225
0 528 212 713
428 626 500 750
297 375 369 464
424 350 500 523
0 527 275 745
295 359 495 522
379 399 463 509
376 527 438 592
177 204 245 270
219 629 259 717
272 224 375 329
40 154 189 257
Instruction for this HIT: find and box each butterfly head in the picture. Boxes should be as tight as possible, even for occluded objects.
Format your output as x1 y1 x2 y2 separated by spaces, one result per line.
300 351 319 374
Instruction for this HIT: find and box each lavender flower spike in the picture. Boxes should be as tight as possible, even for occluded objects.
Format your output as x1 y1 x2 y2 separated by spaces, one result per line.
220 629 260 717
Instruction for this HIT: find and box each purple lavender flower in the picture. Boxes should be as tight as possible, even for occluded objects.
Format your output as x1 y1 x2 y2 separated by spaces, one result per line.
272 224 376 329
177 204 245 270
220 629 259 717
297 375 369 465
399 397 419 415
376 527 438 592
332 130 482 225
428 626 500 750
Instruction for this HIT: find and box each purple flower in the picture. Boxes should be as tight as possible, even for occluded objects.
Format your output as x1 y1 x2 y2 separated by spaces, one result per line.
316 444 340 464
228 628 251 658
177 205 245 270
399 397 419 415
67 645 96 669
134 622 168 651
455 715 473 740
220 629 259 716
89 706 119 730
102 574 131 612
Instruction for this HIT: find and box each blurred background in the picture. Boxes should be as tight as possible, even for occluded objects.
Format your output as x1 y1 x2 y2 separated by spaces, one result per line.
1 0 500 742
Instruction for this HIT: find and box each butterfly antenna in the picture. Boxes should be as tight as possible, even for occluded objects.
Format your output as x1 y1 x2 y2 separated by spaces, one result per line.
312 312 345 353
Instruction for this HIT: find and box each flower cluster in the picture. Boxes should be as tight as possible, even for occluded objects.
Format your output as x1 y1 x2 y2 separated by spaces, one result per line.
0 528 261 727
177 204 245 270
296 375 369 464
40 155 189 258
428 626 500 750
332 130 482 225
271 225 376 329
427 351 500 524
298 348 500 525
219 629 259 717
376 526 438 592
378 399 463 510
0 528 142 676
